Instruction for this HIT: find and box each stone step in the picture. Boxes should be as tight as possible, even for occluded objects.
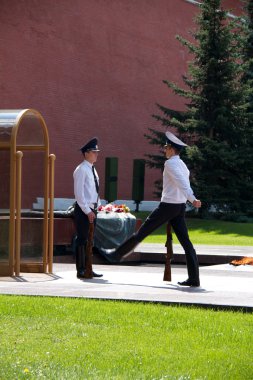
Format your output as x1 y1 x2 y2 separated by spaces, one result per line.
54 244 253 266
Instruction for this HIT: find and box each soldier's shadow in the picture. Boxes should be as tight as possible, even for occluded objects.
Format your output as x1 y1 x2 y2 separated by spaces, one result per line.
80 278 210 293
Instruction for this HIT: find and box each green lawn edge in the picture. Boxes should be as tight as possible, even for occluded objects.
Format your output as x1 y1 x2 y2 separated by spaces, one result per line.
0 295 252 380
132 212 253 246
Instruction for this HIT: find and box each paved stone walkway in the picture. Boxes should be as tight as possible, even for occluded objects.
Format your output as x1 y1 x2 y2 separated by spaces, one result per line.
133 243 253 265
0 262 252 311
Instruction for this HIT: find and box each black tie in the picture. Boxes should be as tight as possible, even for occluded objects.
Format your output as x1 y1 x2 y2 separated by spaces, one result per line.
92 165 99 194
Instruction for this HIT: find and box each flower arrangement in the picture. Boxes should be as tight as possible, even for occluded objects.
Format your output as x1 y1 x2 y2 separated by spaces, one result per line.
98 203 130 213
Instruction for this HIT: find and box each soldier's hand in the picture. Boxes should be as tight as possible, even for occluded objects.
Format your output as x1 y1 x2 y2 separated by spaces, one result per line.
88 211 96 223
192 199 201 208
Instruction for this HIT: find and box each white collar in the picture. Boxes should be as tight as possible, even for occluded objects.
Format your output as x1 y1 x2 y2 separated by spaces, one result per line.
83 160 93 168
168 155 180 161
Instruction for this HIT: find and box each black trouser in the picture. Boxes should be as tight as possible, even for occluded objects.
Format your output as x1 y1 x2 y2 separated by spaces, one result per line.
116 202 199 282
137 203 193 249
73 202 97 273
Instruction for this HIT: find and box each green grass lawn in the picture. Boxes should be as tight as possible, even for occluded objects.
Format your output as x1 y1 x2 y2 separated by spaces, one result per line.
0 296 252 380
133 212 253 246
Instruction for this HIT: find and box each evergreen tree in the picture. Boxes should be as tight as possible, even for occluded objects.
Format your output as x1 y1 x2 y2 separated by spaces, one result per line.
239 0 253 215
146 0 253 215
243 0 253 85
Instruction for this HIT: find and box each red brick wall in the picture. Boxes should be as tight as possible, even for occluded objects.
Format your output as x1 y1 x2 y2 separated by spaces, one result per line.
0 0 241 202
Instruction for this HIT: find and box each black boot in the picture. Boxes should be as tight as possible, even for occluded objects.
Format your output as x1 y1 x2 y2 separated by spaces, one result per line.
99 235 139 263
76 245 86 278
76 245 103 278
178 249 200 287
177 279 200 287
92 271 103 278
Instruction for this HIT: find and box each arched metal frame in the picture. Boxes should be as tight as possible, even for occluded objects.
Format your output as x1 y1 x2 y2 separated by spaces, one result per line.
0 109 55 276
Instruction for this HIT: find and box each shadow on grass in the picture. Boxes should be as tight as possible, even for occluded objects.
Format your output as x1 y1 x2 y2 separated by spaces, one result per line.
185 218 253 238
134 215 253 238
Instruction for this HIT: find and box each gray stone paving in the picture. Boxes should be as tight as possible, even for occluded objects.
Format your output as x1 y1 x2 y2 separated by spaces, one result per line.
133 243 253 265
0 261 252 311
138 243 253 256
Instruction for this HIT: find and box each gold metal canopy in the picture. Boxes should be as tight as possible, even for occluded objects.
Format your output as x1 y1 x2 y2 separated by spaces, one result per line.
0 109 55 276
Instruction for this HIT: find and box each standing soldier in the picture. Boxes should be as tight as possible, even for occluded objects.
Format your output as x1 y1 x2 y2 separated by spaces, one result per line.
100 131 202 287
73 137 103 279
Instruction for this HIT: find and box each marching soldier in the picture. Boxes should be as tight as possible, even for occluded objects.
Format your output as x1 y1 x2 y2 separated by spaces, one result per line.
100 131 202 287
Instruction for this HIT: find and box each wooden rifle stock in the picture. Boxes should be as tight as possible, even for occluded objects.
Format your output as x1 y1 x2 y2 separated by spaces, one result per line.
163 223 173 281
84 222 94 279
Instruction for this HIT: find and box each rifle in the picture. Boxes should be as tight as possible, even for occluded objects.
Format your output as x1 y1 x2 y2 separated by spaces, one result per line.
163 223 173 281
84 222 94 279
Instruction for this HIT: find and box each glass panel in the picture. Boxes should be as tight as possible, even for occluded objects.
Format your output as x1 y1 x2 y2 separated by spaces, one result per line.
20 218 44 262
0 110 21 144
20 151 45 263
16 111 45 146
0 150 10 262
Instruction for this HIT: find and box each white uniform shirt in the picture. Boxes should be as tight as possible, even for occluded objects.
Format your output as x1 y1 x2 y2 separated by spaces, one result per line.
161 155 196 204
73 160 100 215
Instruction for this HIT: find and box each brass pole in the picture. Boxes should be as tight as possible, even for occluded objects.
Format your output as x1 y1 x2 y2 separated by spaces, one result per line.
48 154 56 274
43 145 50 273
9 124 19 276
15 151 23 276
9 150 16 276
43 167 48 272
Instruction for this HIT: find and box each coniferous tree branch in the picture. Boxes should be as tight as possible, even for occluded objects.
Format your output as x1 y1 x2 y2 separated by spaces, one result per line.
145 0 253 215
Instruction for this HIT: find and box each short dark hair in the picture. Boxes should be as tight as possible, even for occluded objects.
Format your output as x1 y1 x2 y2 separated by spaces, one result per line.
171 145 181 155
